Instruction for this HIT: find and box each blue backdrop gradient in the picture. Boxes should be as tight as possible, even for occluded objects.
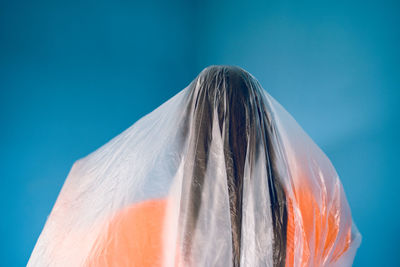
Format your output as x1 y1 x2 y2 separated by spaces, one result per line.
1 0 398 266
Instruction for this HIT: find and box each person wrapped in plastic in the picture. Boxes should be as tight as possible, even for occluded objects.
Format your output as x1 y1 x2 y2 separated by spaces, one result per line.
28 65 361 267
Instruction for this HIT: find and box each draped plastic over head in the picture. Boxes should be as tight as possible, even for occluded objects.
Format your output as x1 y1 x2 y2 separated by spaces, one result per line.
28 65 361 267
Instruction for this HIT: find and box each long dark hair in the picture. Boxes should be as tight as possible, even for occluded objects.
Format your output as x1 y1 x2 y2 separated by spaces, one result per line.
179 65 287 267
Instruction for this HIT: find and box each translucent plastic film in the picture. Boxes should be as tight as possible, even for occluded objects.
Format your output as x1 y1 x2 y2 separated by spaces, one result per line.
28 65 361 267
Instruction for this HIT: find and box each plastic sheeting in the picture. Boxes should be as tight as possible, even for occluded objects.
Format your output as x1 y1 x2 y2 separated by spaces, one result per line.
28 65 361 267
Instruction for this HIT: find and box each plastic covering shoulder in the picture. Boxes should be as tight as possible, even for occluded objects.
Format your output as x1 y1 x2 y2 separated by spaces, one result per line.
28 65 361 267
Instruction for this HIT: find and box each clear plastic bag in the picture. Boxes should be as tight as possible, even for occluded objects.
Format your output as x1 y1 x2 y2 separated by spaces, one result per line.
28 65 361 267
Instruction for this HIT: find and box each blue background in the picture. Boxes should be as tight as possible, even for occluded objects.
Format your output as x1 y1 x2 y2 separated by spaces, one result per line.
1 0 399 266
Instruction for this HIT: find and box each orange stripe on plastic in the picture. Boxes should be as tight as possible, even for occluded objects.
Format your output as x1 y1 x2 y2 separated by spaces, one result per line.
85 198 179 267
